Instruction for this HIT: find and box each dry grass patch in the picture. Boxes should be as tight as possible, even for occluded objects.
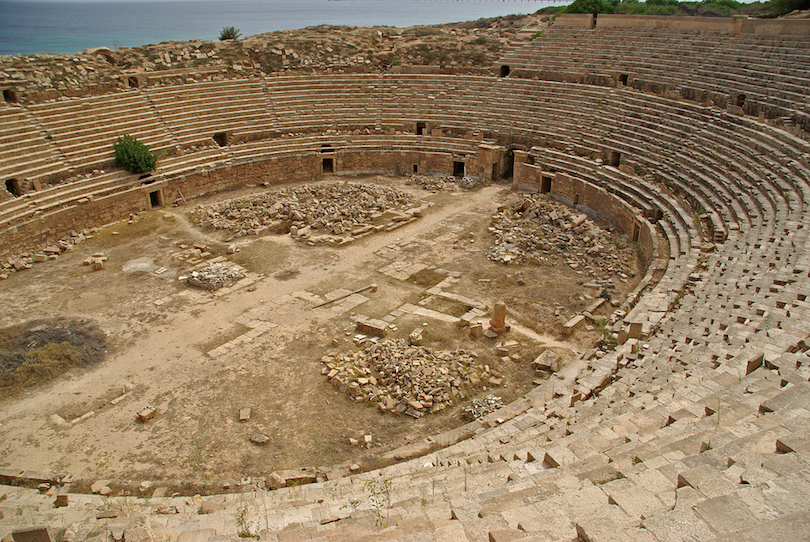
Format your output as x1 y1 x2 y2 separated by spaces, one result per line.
0 318 107 392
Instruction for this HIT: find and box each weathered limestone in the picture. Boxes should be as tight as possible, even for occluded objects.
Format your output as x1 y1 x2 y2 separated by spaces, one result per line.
489 301 510 334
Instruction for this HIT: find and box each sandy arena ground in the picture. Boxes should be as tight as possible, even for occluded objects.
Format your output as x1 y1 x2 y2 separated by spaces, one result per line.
0 175 642 495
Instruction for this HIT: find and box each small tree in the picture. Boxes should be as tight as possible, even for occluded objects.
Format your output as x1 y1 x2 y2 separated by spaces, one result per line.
219 26 242 41
113 135 157 174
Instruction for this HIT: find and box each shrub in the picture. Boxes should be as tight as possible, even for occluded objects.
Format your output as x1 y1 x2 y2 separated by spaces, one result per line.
113 135 157 174
219 26 242 41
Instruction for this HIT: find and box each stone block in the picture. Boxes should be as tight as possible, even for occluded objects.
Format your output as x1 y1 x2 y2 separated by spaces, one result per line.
627 321 643 339
198 500 227 514
356 316 387 337
563 314 585 335
576 516 658 542
488 529 524 542
532 350 561 373
138 407 156 422
776 436 810 454
693 493 759 535
434 521 470 542
543 446 576 468
176 530 217 542
11 527 53 542
642 509 716 542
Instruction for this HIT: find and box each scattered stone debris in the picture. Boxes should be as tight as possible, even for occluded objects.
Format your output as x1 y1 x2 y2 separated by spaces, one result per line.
250 433 270 445
90 479 112 495
1 229 96 280
180 261 245 291
193 182 420 245
463 394 503 421
532 350 562 374
405 174 481 192
321 338 505 418
487 195 631 281
83 253 108 271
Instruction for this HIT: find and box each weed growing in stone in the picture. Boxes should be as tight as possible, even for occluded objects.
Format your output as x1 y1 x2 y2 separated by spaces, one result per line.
235 501 259 538
363 478 392 529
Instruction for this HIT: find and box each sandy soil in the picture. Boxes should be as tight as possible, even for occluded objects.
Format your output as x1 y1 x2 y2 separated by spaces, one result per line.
0 175 641 495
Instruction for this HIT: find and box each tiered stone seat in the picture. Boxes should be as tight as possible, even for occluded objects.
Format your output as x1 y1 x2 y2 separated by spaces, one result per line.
2 25 810 539
228 133 482 164
144 77 276 147
690 35 810 117
265 74 383 133
501 24 810 130
0 106 71 184
500 26 721 90
25 91 176 170
380 74 499 134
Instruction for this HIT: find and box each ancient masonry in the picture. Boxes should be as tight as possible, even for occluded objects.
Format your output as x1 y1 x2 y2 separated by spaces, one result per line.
1 12 810 542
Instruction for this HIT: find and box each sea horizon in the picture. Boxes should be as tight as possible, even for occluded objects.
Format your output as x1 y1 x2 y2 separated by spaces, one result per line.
0 0 562 56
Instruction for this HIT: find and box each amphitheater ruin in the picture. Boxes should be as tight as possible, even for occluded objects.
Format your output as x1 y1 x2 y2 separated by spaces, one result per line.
1 11 810 542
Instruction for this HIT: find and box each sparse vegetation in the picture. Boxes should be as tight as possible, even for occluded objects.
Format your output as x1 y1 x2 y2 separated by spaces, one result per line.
234 501 258 538
0 318 107 391
363 478 392 529
595 318 617 345
113 135 157 174
219 26 242 41
553 0 808 17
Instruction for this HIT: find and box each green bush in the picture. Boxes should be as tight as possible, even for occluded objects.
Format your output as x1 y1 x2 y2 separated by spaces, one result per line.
219 26 242 41
113 135 157 174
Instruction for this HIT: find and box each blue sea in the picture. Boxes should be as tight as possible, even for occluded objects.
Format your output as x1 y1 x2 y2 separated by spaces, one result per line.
0 0 563 56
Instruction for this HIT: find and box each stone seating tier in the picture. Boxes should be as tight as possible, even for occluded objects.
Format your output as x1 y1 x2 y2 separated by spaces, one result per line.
499 26 810 130
0 60 809 540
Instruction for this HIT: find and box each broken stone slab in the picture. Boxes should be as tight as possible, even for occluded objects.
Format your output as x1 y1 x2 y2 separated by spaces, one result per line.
267 468 319 489
250 433 270 445
532 350 562 373
460 308 486 326
239 408 251 422
562 314 586 336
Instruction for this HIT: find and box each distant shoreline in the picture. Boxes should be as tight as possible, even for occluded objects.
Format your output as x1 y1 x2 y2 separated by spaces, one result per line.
0 0 551 56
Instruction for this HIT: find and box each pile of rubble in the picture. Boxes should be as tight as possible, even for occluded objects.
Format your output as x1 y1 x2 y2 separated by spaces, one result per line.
193 182 420 244
1 229 98 280
463 394 503 421
487 196 631 278
405 174 481 192
1 211 152 280
321 339 505 418
180 261 245 291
